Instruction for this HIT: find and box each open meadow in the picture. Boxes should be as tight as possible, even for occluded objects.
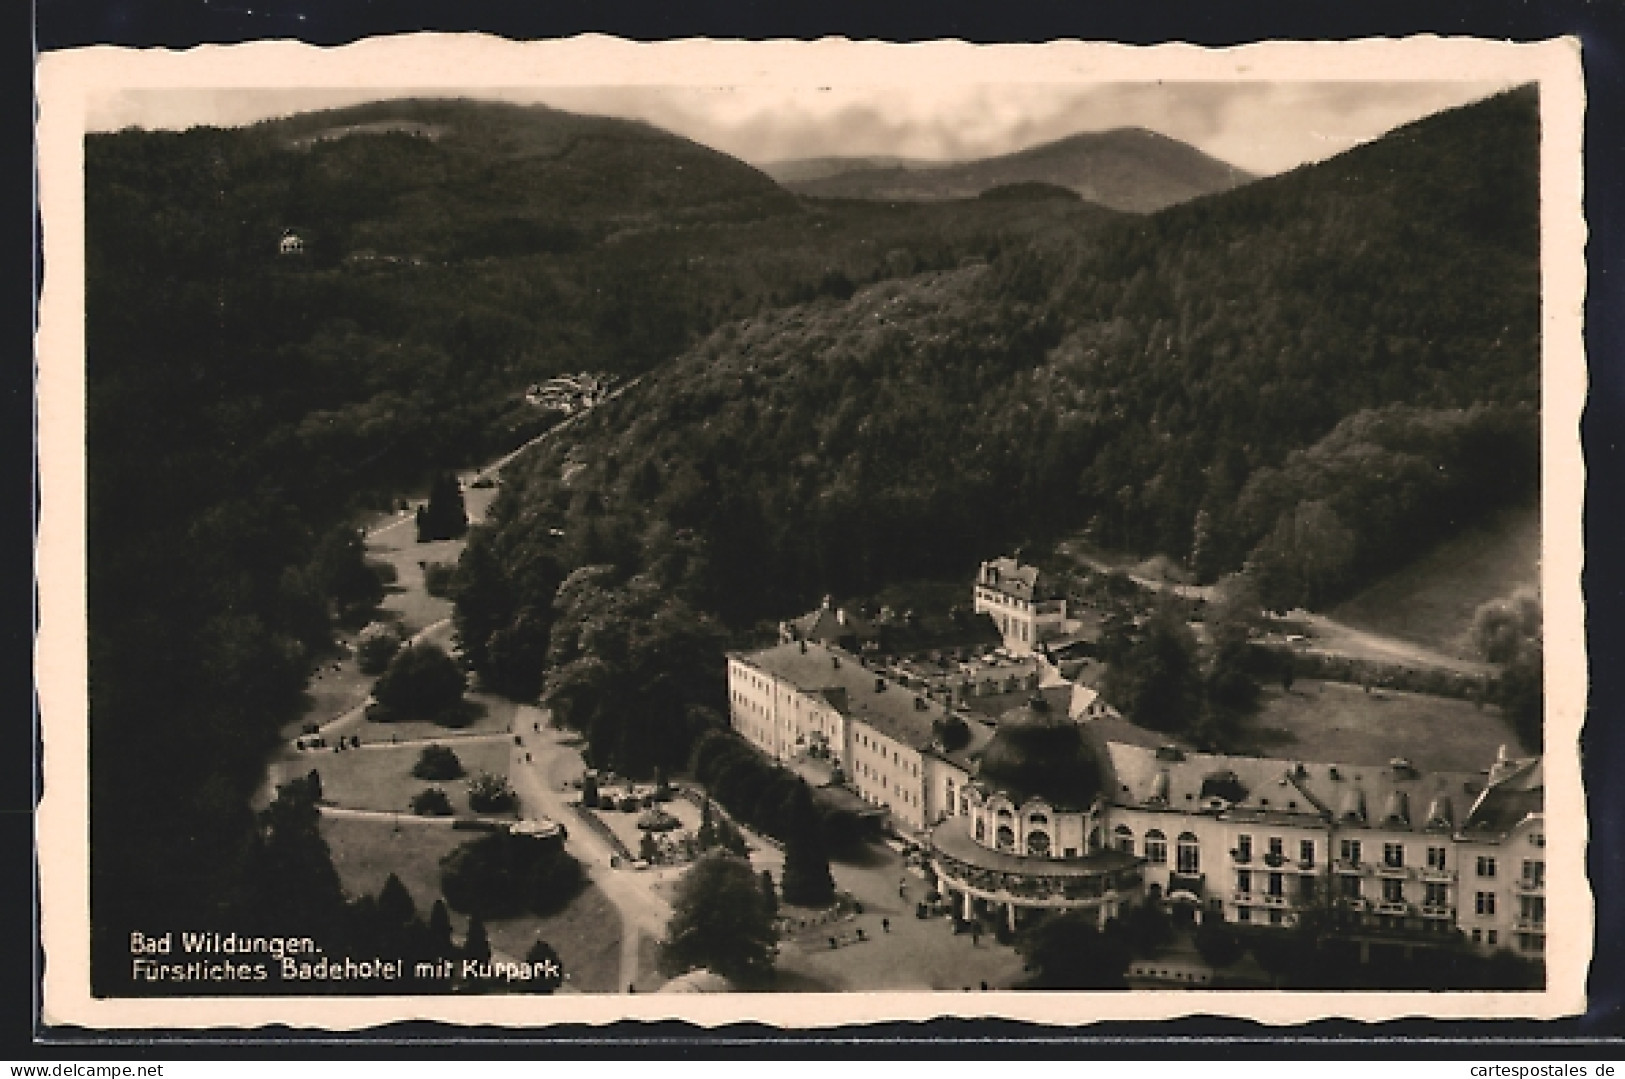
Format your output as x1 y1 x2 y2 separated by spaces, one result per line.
1239 678 1525 770
1331 501 1539 660
307 738 514 815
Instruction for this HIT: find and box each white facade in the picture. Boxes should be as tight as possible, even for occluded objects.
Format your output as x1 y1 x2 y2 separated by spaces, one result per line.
727 641 968 835
728 641 1543 958
973 557 1068 656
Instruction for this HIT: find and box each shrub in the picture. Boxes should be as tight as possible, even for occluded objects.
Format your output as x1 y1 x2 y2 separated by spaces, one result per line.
423 562 457 598
413 744 463 781
467 771 516 814
440 829 584 918
412 787 454 816
356 622 403 675
372 642 466 721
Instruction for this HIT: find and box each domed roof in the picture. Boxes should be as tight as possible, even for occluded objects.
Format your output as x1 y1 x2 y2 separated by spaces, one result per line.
976 695 1104 810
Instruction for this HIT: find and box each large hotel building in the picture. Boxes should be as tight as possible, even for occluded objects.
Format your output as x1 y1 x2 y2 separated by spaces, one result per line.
725 560 1545 957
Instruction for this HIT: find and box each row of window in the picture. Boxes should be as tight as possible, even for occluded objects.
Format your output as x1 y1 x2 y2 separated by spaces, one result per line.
1470 856 1546 887
1234 834 1318 865
1469 892 1546 923
855 731 920 776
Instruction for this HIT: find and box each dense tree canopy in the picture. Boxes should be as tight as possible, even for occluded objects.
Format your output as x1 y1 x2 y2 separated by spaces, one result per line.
439 830 584 919
1016 910 1132 989
660 854 778 988
416 473 469 542
778 787 836 908
370 642 467 722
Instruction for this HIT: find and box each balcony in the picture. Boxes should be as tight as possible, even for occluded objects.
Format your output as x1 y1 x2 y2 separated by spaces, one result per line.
1420 904 1455 919
1263 852 1287 869
1514 877 1545 895
1514 916 1547 931
1263 893 1288 906
1377 862 1408 878
1421 866 1454 883
1297 859 1317 872
1334 860 1369 875
1230 849 1252 865
1337 896 1369 912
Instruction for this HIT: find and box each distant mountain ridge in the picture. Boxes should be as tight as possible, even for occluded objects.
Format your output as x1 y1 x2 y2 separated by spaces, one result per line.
760 155 936 186
774 127 1255 213
259 97 798 232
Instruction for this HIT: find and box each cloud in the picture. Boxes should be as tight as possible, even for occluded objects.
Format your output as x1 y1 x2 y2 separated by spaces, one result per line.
87 80 1517 176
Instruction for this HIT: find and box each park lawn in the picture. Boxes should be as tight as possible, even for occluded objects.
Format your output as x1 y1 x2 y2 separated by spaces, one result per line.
320 815 623 992
1240 678 1525 771
483 882 624 994
368 530 460 636
287 671 371 736
312 739 513 815
321 814 465 914
366 482 498 636
1331 500 1539 660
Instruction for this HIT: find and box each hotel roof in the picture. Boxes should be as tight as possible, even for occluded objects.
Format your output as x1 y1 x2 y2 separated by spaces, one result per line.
978 556 1041 601
737 640 976 754
1103 742 1514 835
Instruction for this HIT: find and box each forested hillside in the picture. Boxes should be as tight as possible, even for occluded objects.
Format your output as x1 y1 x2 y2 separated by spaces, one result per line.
85 97 1117 991
459 88 1539 774
781 127 1255 212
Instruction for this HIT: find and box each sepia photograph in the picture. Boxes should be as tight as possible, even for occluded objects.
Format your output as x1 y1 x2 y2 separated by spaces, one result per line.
34 34 1588 1030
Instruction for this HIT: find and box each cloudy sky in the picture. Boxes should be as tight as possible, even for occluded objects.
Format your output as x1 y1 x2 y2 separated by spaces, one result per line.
89 79 1515 176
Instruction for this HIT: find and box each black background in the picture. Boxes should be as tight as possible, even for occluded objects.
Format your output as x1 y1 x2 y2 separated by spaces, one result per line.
15 0 1625 1058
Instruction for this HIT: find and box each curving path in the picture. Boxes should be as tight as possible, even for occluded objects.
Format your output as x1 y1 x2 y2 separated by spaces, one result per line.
507 706 676 991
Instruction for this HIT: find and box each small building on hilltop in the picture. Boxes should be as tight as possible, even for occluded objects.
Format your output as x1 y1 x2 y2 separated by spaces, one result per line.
973 556 1070 655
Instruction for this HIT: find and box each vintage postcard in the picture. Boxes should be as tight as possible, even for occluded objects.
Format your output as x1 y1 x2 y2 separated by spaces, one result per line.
36 34 1587 1030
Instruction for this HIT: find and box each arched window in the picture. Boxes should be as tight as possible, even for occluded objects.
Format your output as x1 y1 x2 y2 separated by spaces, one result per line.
974 819 986 842
945 782 957 815
996 807 1014 821
1176 832 1201 874
1144 829 1167 864
1028 813 1049 826
1114 824 1135 855
995 825 1016 851
1026 830 1051 857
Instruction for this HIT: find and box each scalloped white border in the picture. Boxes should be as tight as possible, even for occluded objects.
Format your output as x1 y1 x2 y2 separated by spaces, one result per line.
36 33 1589 1030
